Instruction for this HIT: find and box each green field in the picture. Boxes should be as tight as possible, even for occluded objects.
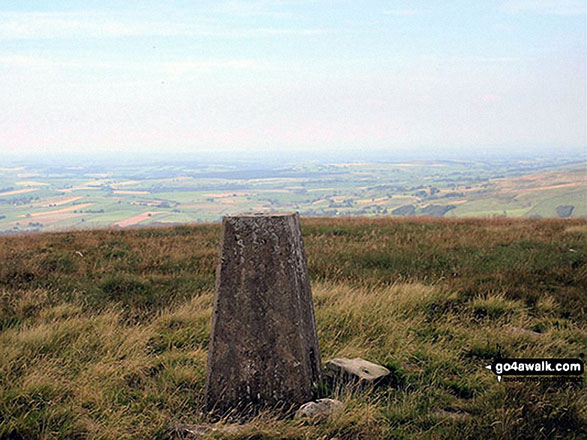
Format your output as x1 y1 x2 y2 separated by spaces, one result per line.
1 158 585 234
0 217 585 439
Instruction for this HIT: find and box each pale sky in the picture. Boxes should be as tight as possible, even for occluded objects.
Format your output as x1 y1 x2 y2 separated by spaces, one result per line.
0 1 585 157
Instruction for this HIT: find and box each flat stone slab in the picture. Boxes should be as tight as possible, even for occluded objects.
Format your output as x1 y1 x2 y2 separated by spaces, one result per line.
206 212 321 417
295 398 343 422
325 357 390 386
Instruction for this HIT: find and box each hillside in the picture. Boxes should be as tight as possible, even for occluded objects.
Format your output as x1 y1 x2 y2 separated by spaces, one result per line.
0 218 585 439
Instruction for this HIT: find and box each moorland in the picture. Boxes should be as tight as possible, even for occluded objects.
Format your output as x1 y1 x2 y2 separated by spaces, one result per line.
0 217 585 439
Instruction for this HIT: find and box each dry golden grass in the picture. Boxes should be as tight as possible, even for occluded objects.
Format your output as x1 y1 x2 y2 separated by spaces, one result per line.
1 279 584 439
0 217 585 439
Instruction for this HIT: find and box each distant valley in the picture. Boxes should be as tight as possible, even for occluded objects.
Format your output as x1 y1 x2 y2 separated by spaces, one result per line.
0 157 585 234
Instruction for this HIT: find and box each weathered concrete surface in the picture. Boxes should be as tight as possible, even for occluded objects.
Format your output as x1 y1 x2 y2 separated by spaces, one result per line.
325 358 390 387
205 212 321 417
295 398 342 422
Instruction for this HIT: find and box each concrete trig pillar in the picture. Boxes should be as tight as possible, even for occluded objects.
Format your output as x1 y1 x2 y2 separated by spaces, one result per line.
205 212 321 416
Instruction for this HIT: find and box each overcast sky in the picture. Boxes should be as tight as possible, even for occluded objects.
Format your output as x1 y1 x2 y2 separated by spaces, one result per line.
0 1 585 158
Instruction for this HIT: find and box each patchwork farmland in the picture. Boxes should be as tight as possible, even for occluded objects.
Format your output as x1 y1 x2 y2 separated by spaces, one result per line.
0 157 585 234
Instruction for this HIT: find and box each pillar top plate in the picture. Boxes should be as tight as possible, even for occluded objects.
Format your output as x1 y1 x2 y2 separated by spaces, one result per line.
226 212 298 218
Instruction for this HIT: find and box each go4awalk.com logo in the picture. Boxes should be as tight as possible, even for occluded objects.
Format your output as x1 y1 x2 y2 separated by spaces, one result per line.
486 357 584 383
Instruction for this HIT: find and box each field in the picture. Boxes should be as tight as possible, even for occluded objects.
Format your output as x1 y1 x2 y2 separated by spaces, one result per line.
1 157 585 234
0 217 585 439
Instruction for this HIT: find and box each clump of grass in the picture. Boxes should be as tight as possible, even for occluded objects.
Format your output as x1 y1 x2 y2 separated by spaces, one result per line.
471 294 523 320
99 273 153 306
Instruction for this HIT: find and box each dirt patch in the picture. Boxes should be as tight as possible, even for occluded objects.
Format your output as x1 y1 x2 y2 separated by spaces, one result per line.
11 213 83 227
0 188 39 197
20 203 95 218
16 181 49 186
43 196 84 207
494 169 585 194
518 183 582 192
114 212 166 227
307 188 335 192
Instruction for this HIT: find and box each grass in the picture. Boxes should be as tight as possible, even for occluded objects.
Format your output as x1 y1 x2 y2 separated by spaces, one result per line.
526 190 587 218
0 217 585 439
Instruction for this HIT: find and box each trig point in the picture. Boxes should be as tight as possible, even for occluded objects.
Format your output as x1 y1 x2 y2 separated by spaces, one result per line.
205 212 321 416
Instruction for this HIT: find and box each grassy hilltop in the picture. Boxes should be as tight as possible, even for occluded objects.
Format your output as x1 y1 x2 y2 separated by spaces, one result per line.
0 217 585 439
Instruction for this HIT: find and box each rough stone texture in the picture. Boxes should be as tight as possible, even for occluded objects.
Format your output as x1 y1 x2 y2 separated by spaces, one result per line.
431 408 472 421
325 358 390 387
168 423 242 438
295 398 343 422
206 212 321 417
503 325 541 338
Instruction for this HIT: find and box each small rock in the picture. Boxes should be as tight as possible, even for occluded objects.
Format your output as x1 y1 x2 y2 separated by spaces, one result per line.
325 357 390 386
504 325 540 337
168 423 241 438
431 408 471 421
295 398 342 422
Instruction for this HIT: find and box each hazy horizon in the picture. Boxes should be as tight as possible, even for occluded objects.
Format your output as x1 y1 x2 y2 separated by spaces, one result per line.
2 145 586 168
